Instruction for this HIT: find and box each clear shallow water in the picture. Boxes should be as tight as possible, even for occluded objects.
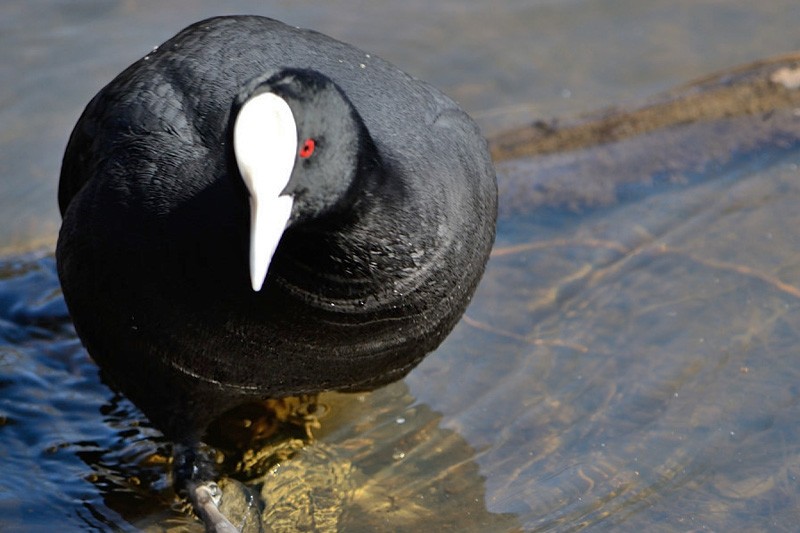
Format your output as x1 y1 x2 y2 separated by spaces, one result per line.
450 153 800 530
4 146 800 531
3 1 800 531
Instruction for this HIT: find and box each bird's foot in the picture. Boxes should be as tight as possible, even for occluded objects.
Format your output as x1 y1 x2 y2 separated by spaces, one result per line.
188 481 240 533
174 443 264 532
173 441 218 492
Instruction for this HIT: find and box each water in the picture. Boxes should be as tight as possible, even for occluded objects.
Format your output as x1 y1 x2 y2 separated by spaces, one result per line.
459 154 800 530
3 1 800 531
4 0 800 252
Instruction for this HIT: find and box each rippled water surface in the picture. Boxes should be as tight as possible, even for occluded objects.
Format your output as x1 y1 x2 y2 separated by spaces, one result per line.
3 1 800 531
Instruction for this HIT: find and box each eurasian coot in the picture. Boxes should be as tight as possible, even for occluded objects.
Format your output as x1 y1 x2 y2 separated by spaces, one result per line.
57 16 496 463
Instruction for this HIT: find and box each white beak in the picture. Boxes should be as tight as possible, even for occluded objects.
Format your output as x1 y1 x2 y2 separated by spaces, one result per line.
233 92 297 291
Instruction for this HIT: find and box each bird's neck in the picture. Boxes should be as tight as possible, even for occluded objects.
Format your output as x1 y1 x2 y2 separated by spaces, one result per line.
270 161 438 312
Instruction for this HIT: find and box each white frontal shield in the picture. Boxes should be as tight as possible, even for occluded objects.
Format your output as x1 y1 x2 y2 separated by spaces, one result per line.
233 92 297 291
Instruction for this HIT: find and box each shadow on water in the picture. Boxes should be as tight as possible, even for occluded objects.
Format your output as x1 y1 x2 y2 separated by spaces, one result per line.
418 150 800 530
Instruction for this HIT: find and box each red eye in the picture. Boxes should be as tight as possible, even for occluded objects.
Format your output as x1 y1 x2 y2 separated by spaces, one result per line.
299 138 316 158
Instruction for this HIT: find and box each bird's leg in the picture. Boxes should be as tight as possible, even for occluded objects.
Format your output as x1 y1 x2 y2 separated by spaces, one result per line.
173 442 241 532
188 481 241 533
173 441 218 491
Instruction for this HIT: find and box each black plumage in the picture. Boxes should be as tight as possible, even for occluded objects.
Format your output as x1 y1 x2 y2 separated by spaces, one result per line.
57 15 496 446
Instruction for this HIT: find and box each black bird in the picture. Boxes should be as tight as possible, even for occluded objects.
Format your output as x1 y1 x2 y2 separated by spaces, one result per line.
57 15 496 473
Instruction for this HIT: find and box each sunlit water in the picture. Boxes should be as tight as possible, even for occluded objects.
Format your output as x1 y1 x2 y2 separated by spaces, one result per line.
3 1 800 531
4 142 800 531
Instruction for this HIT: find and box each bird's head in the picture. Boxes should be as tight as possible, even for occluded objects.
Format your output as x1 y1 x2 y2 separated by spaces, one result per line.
232 69 375 291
